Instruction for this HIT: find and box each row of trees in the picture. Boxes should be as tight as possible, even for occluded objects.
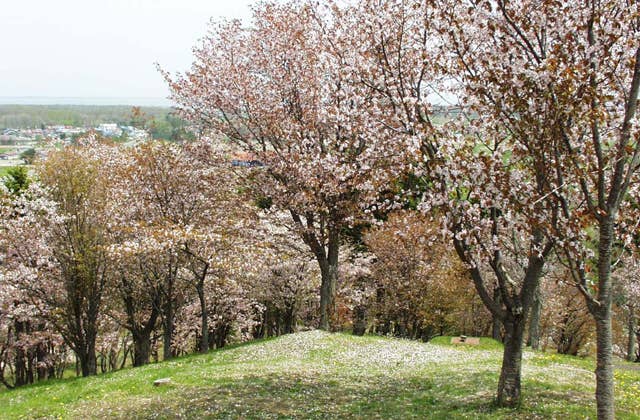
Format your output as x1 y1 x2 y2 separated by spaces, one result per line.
0 134 638 408
164 1 639 418
0 138 320 384
0 138 501 388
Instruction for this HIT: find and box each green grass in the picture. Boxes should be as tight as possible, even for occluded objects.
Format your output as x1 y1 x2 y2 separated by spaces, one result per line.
0 332 638 419
0 165 18 177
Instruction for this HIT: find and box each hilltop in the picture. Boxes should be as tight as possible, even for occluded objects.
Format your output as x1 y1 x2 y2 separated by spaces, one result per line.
0 331 638 419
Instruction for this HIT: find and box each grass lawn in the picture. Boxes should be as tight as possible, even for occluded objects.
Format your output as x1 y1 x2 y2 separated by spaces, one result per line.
0 331 638 419
0 166 17 177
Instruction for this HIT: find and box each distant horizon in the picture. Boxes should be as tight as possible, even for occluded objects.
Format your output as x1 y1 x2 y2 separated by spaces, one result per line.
0 96 173 107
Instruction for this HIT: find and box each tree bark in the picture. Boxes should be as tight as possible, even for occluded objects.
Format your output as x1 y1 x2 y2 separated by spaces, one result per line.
132 331 152 367
14 320 26 387
122 280 159 367
492 286 503 342
628 308 637 362
528 288 542 350
197 282 209 353
590 217 615 420
594 314 615 420
163 303 174 361
496 316 526 407
318 227 339 331
78 343 97 377
352 304 367 336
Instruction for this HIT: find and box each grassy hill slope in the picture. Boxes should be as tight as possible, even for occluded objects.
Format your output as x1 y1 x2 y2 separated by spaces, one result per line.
1 331 638 419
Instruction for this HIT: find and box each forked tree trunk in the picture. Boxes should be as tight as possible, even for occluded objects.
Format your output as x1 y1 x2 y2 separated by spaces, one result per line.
496 315 526 407
290 211 341 332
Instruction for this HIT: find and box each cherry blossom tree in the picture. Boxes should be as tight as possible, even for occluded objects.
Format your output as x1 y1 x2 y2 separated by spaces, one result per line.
432 0 640 415
109 139 257 355
35 142 115 376
163 1 408 330
329 0 556 406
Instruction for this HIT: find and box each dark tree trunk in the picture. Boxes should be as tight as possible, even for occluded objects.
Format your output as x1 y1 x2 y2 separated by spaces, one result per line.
163 312 174 361
528 288 542 350
496 316 526 407
14 320 27 387
352 304 367 336
492 287 503 342
283 302 296 334
78 342 97 377
36 340 49 381
14 350 26 386
197 282 209 353
453 223 550 409
628 308 637 362
589 217 615 420
132 331 152 367
594 314 615 419
121 275 159 367
291 211 341 332
318 227 339 331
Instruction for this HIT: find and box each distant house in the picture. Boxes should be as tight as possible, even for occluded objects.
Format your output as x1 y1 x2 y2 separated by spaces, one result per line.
97 123 122 137
232 159 264 168
231 152 265 168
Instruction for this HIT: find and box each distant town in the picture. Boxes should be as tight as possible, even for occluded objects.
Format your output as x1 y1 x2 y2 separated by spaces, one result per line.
0 123 151 169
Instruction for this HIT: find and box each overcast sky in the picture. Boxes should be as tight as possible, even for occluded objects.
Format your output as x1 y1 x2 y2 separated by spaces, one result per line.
0 0 253 102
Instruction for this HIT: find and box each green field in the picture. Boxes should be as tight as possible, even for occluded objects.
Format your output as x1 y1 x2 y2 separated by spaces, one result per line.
0 166 18 177
0 105 170 129
0 331 638 419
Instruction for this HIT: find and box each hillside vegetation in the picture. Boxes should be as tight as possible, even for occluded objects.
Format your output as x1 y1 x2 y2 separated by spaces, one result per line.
0 105 170 129
1 331 638 419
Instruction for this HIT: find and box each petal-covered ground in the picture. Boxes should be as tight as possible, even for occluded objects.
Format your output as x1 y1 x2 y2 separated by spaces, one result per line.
1 331 638 419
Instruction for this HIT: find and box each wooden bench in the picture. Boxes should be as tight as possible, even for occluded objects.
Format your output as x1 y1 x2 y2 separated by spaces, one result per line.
450 336 480 345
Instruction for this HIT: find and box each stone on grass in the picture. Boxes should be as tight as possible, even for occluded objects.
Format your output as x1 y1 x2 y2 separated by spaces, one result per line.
153 378 172 386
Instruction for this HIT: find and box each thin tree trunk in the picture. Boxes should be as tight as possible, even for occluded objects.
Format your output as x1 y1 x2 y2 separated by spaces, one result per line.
492 287 503 342
284 303 296 334
197 282 209 353
628 308 637 362
594 314 615 419
496 316 526 407
14 320 26 387
163 305 174 361
528 288 542 350
319 227 339 331
591 217 615 420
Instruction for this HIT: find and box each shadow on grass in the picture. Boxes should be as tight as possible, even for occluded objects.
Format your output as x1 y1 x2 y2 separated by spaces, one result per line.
70 368 587 420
